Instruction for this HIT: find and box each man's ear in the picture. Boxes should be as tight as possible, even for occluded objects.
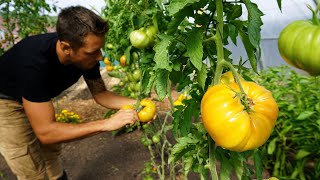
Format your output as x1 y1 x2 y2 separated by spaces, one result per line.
59 41 71 55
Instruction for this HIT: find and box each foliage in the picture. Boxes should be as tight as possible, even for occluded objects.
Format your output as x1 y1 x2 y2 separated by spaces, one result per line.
101 0 283 179
256 66 320 180
0 0 56 55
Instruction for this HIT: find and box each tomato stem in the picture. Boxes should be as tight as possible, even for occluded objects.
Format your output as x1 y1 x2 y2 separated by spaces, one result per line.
308 4 320 25
213 0 225 86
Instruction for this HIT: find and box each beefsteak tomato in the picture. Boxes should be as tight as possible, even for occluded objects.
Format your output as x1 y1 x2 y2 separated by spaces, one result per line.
278 19 320 76
201 81 278 152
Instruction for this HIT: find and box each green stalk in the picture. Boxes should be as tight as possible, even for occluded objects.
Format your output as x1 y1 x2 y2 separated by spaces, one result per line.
308 3 320 25
208 1 224 179
213 0 225 86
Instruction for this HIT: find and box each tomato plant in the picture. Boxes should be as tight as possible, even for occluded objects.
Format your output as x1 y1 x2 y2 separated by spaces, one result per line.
102 0 282 179
278 4 320 76
0 0 56 55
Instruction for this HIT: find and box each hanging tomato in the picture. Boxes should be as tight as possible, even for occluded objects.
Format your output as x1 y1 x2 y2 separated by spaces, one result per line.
278 6 320 76
201 81 278 152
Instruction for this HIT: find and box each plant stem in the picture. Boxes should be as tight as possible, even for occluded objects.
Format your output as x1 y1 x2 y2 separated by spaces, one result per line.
208 0 225 178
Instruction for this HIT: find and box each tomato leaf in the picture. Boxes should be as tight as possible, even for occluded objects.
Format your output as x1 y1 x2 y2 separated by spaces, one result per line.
230 152 244 180
219 154 233 180
197 63 208 90
154 69 169 100
295 149 311 160
183 155 194 174
141 70 155 95
267 138 278 155
124 46 132 65
228 23 238 45
181 102 196 136
167 0 200 16
277 0 282 11
253 150 263 180
186 28 203 71
296 111 315 120
153 34 173 71
168 136 199 164
239 30 258 73
243 0 263 48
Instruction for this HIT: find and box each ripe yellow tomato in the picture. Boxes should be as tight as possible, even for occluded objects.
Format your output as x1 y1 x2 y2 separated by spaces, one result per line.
106 65 114 71
120 55 127 66
201 81 278 152
138 99 156 123
103 57 111 65
220 71 244 84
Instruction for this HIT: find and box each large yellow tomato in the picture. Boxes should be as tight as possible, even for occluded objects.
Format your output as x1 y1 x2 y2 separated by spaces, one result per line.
220 71 244 84
201 81 278 152
138 99 156 123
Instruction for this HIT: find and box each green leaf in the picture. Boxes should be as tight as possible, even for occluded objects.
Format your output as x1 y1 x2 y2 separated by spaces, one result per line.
184 155 194 174
181 103 195 136
267 138 278 155
296 111 315 120
141 70 155 95
243 0 263 48
186 28 203 71
253 150 263 180
239 30 258 73
220 154 233 180
124 46 132 65
295 150 311 160
230 152 244 180
167 0 200 16
197 63 208 90
277 0 282 11
168 136 199 164
228 23 238 45
155 69 169 100
153 34 173 71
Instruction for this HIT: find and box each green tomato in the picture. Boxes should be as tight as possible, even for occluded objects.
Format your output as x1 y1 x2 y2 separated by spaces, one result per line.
152 135 160 144
132 69 141 81
132 52 139 62
106 43 114 49
129 29 151 49
278 19 320 76
145 26 157 45
129 82 136 91
134 81 141 91
142 124 149 130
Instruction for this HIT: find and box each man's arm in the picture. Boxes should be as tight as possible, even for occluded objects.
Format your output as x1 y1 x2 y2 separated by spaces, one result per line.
84 77 137 109
22 98 138 144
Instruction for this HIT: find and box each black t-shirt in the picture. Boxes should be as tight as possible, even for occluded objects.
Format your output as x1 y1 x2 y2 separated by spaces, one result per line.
0 33 101 102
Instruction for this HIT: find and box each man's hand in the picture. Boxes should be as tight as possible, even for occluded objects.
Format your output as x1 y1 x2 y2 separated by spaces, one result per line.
102 109 138 131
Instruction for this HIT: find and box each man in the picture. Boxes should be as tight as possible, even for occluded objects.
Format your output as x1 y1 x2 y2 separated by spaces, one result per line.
0 6 140 180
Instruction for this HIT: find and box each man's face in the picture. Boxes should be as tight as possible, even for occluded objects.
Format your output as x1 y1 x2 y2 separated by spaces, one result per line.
69 33 105 70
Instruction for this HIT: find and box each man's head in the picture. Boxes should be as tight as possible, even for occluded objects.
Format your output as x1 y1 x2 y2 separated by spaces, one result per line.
56 6 108 70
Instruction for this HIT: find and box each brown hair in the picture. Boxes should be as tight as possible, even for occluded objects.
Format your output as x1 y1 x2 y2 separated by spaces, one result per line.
56 6 108 49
